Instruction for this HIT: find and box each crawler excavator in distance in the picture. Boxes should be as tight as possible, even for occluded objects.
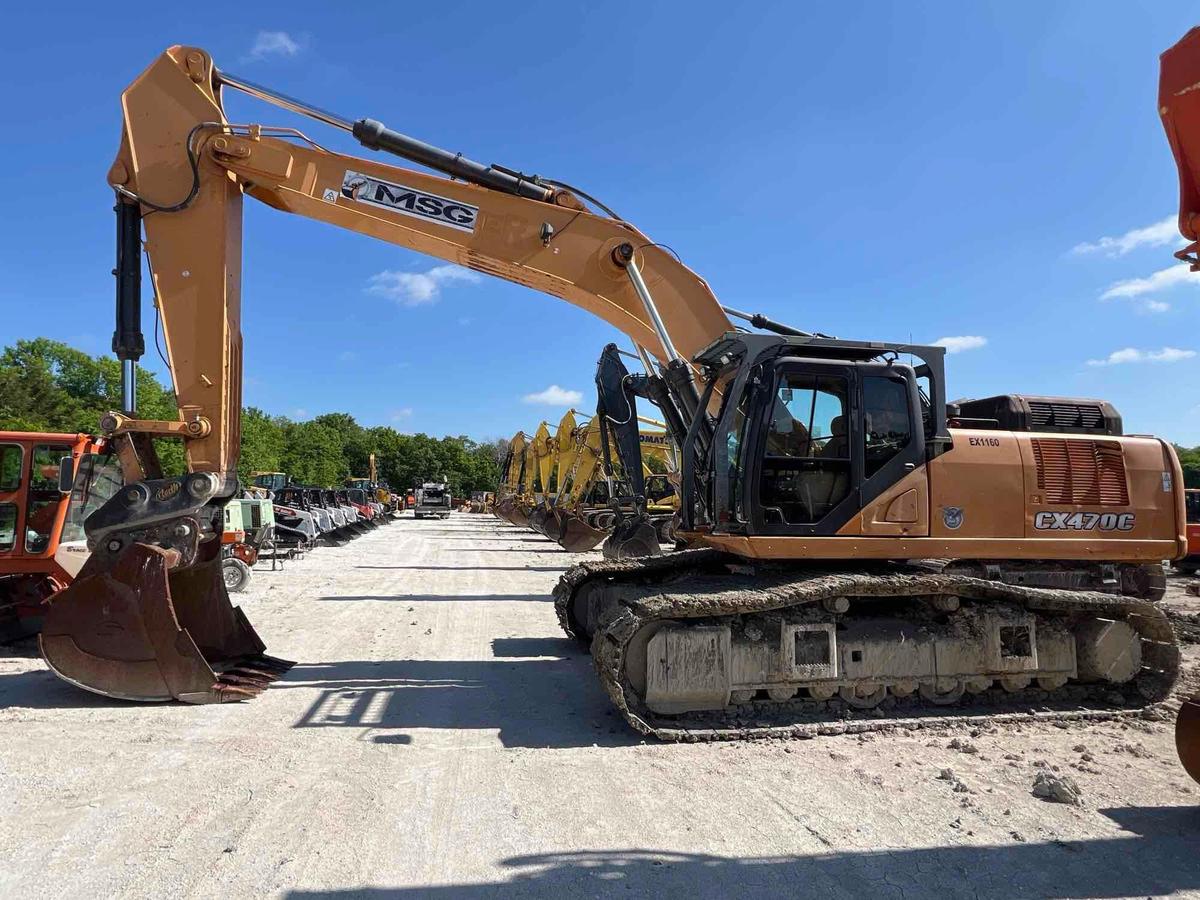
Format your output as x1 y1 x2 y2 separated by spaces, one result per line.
42 47 1184 743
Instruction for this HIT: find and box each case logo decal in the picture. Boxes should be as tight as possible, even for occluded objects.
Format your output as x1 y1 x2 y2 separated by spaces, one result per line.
942 506 964 530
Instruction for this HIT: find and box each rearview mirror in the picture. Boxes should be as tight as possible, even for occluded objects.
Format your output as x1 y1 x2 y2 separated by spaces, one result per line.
58 456 75 494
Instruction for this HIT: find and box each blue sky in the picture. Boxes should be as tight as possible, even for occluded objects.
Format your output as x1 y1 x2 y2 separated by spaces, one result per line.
4 3 1200 443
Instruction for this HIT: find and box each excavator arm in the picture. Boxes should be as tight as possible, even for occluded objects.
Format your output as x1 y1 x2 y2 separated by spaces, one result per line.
43 44 734 705
110 46 730 485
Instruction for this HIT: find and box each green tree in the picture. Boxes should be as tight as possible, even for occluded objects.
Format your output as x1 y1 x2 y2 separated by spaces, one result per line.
1175 444 1200 489
0 337 504 493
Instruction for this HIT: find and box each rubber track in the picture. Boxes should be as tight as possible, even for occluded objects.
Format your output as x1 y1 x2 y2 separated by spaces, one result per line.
555 554 1182 742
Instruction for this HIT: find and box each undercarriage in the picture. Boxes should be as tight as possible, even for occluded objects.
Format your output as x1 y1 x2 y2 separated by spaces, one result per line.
553 550 1179 741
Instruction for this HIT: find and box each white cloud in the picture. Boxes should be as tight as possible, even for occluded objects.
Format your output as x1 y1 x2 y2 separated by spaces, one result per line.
522 385 583 406
390 407 413 422
1099 264 1199 310
934 335 987 354
457 316 474 326
338 350 357 362
1086 347 1196 367
1072 215 1179 257
248 31 302 61
291 407 309 419
367 265 481 306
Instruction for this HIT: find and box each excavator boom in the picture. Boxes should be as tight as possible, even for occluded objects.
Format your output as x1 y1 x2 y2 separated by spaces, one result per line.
43 45 731 703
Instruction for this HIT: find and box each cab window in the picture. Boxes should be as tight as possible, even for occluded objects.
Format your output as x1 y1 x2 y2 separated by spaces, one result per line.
0 504 15 551
760 374 851 524
60 453 125 544
30 445 70 492
863 376 912 478
0 445 21 492
1186 491 1200 525
723 381 754 523
25 444 72 553
766 375 848 460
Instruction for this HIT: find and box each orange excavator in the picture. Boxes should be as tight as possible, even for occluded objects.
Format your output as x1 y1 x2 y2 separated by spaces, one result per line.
0 432 107 640
43 48 1184 743
1158 26 1200 785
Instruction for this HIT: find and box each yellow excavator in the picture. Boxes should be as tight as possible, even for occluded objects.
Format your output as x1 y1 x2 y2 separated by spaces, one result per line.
493 432 528 526
42 48 1183 745
528 409 582 538
532 415 675 554
507 422 552 528
1159 26 1200 785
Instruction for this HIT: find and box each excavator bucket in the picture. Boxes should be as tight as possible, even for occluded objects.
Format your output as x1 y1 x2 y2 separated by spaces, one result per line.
601 514 662 560
1177 692 1200 785
527 504 553 537
553 509 610 553
494 496 519 525
39 540 292 703
540 508 564 542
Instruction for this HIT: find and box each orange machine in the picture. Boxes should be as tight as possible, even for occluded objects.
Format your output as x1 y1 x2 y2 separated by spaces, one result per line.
1172 488 1200 574
38 47 1184 740
0 432 103 639
1159 26 1200 785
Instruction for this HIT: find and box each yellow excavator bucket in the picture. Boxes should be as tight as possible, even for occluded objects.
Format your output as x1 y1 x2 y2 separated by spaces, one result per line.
530 410 578 539
40 540 292 703
541 418 609 551
493 431 528 525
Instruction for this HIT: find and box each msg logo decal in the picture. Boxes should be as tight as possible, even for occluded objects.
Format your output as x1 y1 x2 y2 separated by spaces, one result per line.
341 171 479 232
1034 511 1134 532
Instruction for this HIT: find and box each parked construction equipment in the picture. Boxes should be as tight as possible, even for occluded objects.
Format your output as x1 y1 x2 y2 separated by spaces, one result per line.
1159 26 1200 785
221 497 275 592
0 432 104 640
413 480 452 519
41 46 1182 747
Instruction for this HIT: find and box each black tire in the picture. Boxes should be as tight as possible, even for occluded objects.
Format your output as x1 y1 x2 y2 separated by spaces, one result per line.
222 557 252 593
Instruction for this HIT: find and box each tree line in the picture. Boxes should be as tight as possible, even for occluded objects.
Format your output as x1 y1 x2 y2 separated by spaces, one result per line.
10 337 1200 495
0 339 503 496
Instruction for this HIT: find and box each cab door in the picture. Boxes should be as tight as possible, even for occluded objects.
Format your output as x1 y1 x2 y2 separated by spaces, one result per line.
743 360 926 537
746 362 859 536
853 365 929 537
23 442 75 557
0 441 27 564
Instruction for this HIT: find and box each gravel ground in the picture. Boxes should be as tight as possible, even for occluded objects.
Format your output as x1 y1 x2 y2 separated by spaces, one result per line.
1 513 1198 899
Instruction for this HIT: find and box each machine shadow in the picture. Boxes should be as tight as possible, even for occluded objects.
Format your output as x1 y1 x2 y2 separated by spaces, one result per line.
490 637 577 658
315 593 552 603
353 566 570 573
0 668 140 710
436 548 569 553
286 652 637 749
283 835 1200 899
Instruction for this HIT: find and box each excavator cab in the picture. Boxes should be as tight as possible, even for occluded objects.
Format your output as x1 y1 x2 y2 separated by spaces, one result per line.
725 359 924 536
252 472 289 495
683 333 946 540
